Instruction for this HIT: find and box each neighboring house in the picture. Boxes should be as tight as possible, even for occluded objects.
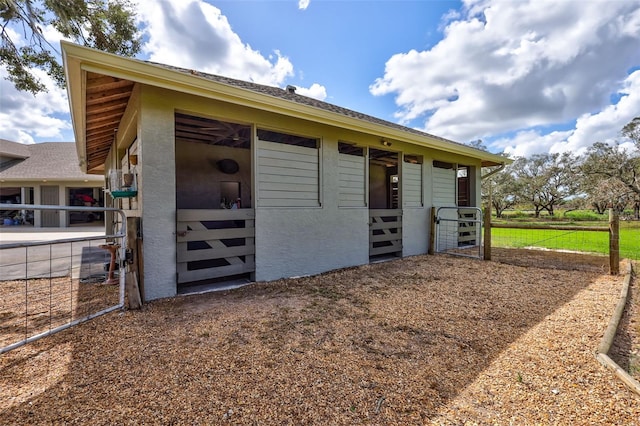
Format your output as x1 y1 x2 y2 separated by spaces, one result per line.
0 139 104 227
62 42 508 301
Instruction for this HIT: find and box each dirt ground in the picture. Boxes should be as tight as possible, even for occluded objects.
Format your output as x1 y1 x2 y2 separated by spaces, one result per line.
1 254 638 425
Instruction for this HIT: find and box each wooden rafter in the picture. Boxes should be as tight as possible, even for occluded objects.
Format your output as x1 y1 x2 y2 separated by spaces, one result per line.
83 72 135 174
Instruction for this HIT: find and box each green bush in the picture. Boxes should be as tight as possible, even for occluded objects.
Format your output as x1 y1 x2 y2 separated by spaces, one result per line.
562 210 607 221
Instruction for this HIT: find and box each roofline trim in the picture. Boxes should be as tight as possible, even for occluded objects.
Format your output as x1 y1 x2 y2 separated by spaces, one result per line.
61 41 509 167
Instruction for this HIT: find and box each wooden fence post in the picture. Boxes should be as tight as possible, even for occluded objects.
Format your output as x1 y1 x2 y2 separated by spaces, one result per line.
126 216 142 309
609 208 620 275
483 206 492 261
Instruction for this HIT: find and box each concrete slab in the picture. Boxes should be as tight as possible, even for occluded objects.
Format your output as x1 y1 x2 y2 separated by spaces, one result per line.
0 226 105 244
0 226 111 280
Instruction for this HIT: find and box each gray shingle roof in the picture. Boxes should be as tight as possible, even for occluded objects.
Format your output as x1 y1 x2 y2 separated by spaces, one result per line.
0 139 31 159
151 62 470 150
0 142 103 181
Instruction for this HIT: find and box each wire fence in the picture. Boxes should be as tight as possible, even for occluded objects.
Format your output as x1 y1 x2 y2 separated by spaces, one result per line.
433 207 483 259
0 205 127 354
489 219 639 272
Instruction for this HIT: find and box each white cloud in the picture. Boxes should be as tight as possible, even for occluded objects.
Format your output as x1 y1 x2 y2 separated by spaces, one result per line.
0 67 72 144
493 129 572 158
295 83 327 101
370 0 640 153
134 0 325 95
0 17 74 144
136 0 295 87
492 70 640 157
298 0 310 11
559 71 640 153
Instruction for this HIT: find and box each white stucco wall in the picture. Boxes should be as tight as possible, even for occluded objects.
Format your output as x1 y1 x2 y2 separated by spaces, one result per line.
255 208 369 281
402 208 429 256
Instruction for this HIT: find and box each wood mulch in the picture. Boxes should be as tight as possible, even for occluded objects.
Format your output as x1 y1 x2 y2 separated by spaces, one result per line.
1 254 638 425
0 277 119 349
611 263 640 384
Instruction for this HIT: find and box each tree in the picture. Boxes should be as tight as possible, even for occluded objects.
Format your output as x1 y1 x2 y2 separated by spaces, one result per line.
622 117 640 151
511 153 578 217
584 177 634 214
469 139 488 151
580 141 639 196
1 0 140 94
578 117 640 219
482 167 518 218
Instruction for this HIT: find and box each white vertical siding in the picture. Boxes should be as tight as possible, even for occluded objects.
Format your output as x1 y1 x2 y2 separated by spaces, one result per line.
257 140 319 207
338 153 365 207
403 162 422 207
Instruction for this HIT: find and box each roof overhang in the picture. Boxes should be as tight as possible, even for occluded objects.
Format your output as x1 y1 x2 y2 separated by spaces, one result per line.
62 42 510 173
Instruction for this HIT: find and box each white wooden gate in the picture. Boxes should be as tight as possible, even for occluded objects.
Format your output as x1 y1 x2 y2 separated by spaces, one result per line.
369 209 402 258
176 209 255 284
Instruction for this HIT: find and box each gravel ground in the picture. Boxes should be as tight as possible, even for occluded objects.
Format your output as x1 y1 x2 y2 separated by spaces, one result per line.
1 254 638 425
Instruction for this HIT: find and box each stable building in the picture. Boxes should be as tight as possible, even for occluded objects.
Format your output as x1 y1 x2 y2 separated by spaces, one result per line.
62 42 507 301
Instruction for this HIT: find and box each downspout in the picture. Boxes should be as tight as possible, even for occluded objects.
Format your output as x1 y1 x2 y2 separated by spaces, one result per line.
481 163 506 180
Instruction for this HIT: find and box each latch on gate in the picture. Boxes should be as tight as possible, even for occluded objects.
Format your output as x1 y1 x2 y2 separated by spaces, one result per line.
125 248 134 264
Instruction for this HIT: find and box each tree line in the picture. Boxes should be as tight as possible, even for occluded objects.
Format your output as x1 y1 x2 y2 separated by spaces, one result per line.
484 117 640 219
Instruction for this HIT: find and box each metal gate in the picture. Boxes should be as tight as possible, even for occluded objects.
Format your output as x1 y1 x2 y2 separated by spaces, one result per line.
435 207 483 258
1 204 127 354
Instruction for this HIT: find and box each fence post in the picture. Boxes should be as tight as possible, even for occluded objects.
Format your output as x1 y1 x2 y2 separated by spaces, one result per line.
126 216 142 309
428 207 436 255
609 208 620 275
483 206 492 261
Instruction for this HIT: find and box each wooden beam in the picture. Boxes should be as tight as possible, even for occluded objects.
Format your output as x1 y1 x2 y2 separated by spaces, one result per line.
86 90 132 106
87 79 134 94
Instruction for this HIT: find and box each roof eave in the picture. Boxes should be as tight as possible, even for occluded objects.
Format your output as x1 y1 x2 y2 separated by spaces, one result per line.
62 42 89 174
61 42 509 167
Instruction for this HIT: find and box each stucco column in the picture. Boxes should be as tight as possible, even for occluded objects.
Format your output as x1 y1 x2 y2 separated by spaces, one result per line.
139 87 177 301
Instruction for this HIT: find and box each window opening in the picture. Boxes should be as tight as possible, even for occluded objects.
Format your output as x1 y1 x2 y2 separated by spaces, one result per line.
175 113 252 210
404 154 423 164
433 160 454 169
338 141 364 156
257 129 318 148
457 165 471 207
175 112 251 149
369 148 398 209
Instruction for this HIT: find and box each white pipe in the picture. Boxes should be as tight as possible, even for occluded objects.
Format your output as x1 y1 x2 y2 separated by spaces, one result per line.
481 163 506 180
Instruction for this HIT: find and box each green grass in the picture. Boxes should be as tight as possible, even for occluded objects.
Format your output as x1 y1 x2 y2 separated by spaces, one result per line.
491 221 640 260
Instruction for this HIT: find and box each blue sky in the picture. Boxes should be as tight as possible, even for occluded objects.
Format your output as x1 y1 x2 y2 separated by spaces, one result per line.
1 0 640 158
